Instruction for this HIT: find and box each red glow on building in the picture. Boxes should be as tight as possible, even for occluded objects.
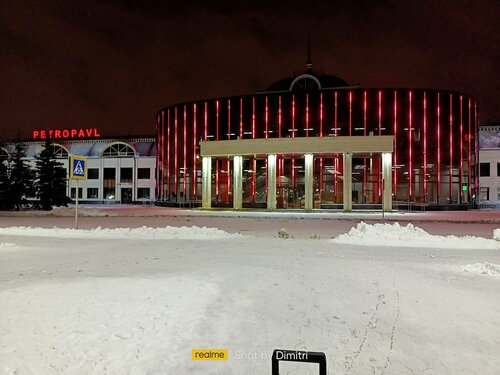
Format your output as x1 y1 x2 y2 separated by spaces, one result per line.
193 103 197 197
239 98 243 139
349 91 352 136
459 96 463 200
393 91 397 195
174 107 178 195
449 94 453 201
408 91 412 198
437 93 441 198
183 105 187 197
423 92 427 200
167 110 171 197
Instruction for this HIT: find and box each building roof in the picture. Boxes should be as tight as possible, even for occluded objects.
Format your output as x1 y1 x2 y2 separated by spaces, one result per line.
3 138 156 158
479 129 500 149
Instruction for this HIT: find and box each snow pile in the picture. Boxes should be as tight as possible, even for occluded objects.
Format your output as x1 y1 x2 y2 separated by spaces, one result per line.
0 225 242 240
331 222 500 249
50 206 111 217
0 242 20 252
494 229 500 241
462 262 500 277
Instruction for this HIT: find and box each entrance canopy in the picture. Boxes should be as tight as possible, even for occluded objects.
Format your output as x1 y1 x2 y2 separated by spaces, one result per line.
199 136 394 212
200 136 393 157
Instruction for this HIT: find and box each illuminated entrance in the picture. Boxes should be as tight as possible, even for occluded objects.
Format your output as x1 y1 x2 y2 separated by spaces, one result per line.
200 136 393 211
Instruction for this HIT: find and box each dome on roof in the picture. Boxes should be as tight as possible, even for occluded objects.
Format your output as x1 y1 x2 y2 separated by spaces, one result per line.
265 72 350 92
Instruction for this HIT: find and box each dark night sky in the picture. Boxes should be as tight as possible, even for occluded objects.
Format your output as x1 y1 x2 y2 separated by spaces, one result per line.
1 0 499 141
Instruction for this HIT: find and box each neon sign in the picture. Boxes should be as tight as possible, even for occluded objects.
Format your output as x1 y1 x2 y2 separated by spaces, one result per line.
33 128 101 140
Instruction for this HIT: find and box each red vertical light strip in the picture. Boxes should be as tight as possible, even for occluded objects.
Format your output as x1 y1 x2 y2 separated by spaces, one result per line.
320 93 323 137
393 91 397 196
216 100 220 141
475 101 479 195
252 97 256 139
228 100 231 140
292 95 296 186
334 92 338 195
437 93 441 200
174 107 178 196
349 91 352 136
363 91 367 200
265 96 269 139
167 110 171 197
319 93 323 197
204 102 208 141
183 105 187 197
278 96 282 138
460 96 463 200
408 91 412 198
193 104 197 197
378 90 382 199
334 157 338 198
239 98 243 139
252 97 256 198
378 91 382 136
334 92 338 136
215 101 219 197
449 95 453 201
423 92 427 201
265 96 268 193
468 98 472 201
159 113 163 199
278 96 282 187
306 94 309 137
162 112 166 198
227 100 231 201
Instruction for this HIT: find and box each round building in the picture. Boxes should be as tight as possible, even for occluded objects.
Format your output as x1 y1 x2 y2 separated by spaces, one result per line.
156 67 479 210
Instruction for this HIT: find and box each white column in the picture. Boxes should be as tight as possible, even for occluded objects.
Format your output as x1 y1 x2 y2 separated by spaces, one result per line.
304 153 313 210
382 152 392 212
233 156 243 210
202 156 212 209
267 154 277 210
343 152 352 212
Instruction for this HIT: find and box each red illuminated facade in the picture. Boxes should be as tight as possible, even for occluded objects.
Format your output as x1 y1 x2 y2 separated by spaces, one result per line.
156 71 479 208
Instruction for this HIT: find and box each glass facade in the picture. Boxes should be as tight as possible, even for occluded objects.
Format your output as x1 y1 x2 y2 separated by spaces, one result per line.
156 88 479 207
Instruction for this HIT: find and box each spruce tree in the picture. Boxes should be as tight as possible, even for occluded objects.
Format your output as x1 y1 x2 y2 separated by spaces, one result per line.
35 140 69 210
9 144 33 210
0 147 12 210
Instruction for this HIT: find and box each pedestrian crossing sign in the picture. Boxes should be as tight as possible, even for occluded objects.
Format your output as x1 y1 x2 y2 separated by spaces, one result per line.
70 156 87 180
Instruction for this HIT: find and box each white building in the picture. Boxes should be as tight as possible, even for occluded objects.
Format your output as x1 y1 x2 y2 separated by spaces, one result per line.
2 137 156 204
479 123 500 206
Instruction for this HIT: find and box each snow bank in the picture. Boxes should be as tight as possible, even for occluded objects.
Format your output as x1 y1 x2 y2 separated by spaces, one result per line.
0 225 242 240
0 242 20 252
462 262 500 277
331 222 500 249
50 206 111 217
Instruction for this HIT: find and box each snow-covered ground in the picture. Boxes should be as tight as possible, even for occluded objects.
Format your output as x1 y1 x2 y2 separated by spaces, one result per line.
1 217 500 374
